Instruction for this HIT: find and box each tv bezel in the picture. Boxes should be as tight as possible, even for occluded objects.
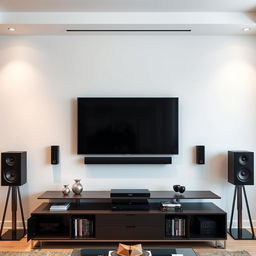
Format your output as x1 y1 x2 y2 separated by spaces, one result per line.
77 97 179 155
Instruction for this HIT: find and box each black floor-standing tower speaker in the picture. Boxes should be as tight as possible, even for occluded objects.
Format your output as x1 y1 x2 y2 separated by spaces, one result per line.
0 151 27 240
228 151 254 240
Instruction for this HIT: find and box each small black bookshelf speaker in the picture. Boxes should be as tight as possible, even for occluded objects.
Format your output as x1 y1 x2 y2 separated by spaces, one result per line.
51 146 59 165
228 151 254 185
196 145 205 164
1 151 27 186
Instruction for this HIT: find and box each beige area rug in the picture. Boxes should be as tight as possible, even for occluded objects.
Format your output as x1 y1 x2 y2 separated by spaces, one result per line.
197 251 251 256
0 252 71 256
0 251 251 256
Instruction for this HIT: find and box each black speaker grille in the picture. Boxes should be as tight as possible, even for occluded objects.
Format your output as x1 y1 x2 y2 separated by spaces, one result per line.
237 168 250 182
1 151 27 186
228 151 254 185
4 169 17 183
238 155 248 165
5 156 16 166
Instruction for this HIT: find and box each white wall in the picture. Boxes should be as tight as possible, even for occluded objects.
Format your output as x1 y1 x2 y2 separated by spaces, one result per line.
0 35 256 227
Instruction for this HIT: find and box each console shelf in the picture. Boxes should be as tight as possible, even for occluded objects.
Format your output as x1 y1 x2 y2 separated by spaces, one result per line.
28 190 226 248
38 190 221 200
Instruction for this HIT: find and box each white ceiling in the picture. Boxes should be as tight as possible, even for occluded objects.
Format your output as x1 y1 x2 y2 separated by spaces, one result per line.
0 0 256 12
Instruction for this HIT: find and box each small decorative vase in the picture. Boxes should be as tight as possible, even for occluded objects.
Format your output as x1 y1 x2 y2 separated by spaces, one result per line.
72 179 83 195
62 185 70 196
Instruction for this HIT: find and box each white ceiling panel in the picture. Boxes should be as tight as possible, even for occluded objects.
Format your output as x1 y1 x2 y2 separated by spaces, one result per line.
0 0 255 12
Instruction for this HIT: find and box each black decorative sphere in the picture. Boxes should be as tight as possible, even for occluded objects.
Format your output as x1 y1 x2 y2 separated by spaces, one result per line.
173 185 180 193
179 186 186 193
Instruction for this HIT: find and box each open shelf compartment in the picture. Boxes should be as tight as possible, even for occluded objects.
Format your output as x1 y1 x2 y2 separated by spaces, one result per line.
188 214 226 239
165 215 188 239
71 215 95 239
27 214 70 240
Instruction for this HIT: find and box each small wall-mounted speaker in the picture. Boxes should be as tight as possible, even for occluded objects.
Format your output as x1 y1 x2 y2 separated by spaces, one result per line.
1 151 27 186
51 146 59 165
196 145 205 165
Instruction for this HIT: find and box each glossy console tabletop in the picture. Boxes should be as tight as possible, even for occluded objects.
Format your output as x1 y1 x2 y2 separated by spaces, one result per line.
38 190 220 200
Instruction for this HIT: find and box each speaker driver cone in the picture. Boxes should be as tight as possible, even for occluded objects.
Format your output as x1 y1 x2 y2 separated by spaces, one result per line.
237 168 250 182
5 156 16 166
239 155 248 165
4 169 17 183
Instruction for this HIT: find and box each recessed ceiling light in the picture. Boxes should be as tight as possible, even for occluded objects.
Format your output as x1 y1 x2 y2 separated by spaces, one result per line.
8 27 15 32
242 27 251 32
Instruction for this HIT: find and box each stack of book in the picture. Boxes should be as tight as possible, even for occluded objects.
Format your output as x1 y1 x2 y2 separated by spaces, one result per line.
73 218 94 238
49 202 70 211
166 218 186 237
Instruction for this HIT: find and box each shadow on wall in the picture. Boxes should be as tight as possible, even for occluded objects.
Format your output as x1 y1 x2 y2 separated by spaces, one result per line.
26 191 46 224
192 146 197 164
44 146 51 165
207 153 227 183
45 146 61 183
71 98 85 166
20 184 29 225
246 10 256 21
205 152 229 210
71 98 77 155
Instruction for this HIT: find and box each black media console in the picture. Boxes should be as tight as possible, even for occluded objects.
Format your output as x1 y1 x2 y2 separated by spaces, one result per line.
27 190 226 248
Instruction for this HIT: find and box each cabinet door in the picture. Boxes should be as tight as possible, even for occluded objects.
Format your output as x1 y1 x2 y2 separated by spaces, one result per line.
96 225 164 240
27 216 37 241
133 226 164 239
97 214 164 226
97 226 134 239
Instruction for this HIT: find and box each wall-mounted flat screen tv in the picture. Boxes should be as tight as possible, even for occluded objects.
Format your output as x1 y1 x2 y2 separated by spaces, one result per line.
77 97 178 154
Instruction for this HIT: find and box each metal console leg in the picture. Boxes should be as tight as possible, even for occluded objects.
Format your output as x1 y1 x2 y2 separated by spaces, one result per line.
31 240 42 249
215 240 226 249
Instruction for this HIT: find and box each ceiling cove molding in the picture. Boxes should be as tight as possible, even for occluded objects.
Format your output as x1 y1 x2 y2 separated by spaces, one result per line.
1 12 255 24
0 0 255 12
0 12 255 35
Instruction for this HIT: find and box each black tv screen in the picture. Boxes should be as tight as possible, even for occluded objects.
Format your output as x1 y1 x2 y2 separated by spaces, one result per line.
77 97 178 154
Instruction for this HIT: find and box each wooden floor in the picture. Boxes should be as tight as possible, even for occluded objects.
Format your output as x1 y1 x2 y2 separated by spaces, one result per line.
0 232 256 255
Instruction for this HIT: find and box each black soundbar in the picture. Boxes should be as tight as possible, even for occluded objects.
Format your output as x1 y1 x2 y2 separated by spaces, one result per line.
111 189 150 198
84 157 172 164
